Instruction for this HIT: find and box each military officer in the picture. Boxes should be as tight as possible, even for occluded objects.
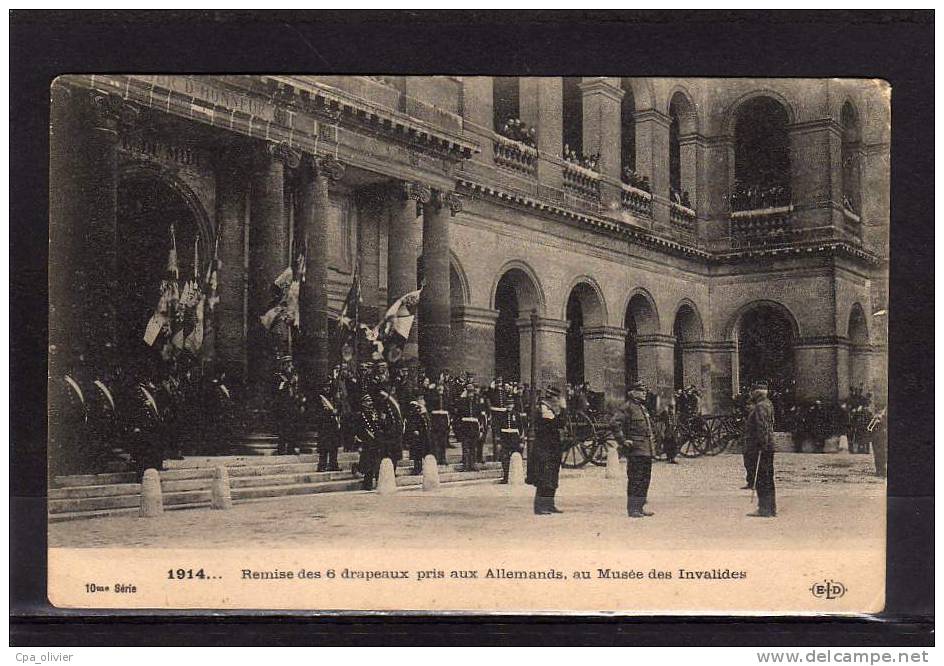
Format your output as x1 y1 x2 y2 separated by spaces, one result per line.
453 378 485 471
744 381 777 517
487 375 508 460
496 382 524 484
526 386 567 514
610 381 657 518
404 391 432 475
352 391 382 490
315 381 343 472
424 373 452 465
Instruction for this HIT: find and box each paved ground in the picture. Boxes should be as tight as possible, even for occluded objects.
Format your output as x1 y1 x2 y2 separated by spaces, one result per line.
48 453 885 550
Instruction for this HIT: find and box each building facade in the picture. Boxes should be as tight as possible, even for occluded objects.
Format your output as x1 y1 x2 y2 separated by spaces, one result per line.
49 75 889 412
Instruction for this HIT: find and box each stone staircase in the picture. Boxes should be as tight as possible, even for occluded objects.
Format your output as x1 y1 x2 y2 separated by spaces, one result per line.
49 449 503 522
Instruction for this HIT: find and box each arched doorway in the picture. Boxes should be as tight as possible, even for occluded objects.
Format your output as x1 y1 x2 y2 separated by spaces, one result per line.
624 291 660 388
493 267 542 382
732 96 792 210
735 302 796 397
116 172 209 370
847 303 870 395
673 303 704 390
564 282 605 387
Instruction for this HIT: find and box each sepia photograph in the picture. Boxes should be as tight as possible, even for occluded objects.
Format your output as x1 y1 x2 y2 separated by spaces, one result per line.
44 72 890 613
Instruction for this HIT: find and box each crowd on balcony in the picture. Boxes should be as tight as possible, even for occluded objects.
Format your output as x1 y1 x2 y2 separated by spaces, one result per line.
562 145 600 171
620 166 651 193
496 118 537 148
670 187 693 209
729 181 791 212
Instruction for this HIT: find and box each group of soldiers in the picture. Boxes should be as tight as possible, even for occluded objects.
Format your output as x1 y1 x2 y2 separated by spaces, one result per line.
273 358 537 491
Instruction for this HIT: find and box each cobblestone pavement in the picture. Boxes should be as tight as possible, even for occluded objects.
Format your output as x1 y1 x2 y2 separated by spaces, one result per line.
48 453 885 550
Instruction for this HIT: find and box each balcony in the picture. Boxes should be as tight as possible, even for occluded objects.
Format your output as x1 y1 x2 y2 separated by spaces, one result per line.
670 201 696 231
493 134 538 177
563 161 601 200
620 183 653 217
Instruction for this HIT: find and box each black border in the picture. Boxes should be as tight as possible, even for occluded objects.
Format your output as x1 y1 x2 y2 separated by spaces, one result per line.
10 10 934 646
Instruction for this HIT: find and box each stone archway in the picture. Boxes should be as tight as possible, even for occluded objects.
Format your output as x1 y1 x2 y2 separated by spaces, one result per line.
492 265 544 383
564 281 606 387
116 170 211 371
624 290 668 397
732 301 798 398
672 301 705 391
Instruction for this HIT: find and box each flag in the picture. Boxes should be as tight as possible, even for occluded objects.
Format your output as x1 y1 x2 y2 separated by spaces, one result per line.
369 286 422 364
144 225 181 347
261 240 308 333
338 269 360 362
201 236 221 362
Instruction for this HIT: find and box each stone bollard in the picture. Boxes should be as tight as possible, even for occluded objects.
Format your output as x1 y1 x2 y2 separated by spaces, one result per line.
139 468 164 517
605 443 622 479
211 465 233 510
839 435 849 452
508 452 525 486
376 458 397 495
422 454 440 491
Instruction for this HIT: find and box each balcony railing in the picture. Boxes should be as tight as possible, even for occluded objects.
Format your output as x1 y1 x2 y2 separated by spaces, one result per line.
728 205 795 246
493 134 538 177
620 183 653 217
670 202 696 230
563 161 601 200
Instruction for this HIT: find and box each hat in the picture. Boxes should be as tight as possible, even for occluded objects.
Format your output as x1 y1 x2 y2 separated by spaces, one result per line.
752 381 768 390
628 381 646 392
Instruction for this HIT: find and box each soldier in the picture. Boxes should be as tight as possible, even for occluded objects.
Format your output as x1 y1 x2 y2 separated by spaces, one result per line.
404 392 431 474
526 386 567 515
272 356 306 456
453 378 484 471
315 382 343 473
352 391 382 490
744 381 777 518
660 400 680 464
497 381 524 484
487 374 508 461
611 381 657 518
424 373 451 465
373 370 405 467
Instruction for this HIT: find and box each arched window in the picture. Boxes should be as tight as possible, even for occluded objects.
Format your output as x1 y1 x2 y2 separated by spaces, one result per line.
493 77 520 133
732 97 792 211
562 77 584 161
668 92 697 208
620 79 636 174
841 101 861 217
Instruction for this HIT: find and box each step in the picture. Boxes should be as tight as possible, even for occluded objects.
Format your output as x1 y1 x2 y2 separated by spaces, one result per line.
48 488 212 514
51 472 138 489
49 483 142 500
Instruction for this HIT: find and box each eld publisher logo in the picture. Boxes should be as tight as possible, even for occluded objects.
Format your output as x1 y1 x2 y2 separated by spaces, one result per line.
810 580 846 600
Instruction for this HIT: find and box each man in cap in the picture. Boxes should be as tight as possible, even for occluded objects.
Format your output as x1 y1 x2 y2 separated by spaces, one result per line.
525 386 567 515
610 381 657 518
744 381 777 517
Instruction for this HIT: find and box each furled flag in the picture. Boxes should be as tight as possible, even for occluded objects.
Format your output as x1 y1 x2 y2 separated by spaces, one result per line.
201 236 221 362
181 236 206 354
368 285 423 364
260 239 307 332
143 225 181 348
338 268 360 363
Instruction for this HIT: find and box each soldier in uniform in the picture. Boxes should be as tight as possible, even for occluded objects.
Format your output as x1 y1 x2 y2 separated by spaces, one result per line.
352 391 382 490
660 400 680 464
372 367 405 467
272 356 307 456
404 391 431 474
487 375 507 461
497 381 524 484
526 386 567 514
315 380 343 473
610 381 657 518
424 373 452 465
453 378 485 471
744 381 777 517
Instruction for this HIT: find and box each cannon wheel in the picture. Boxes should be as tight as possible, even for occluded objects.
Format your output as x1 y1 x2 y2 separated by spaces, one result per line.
701 415 741 456
677 420 707 458
560 411 596 468
588 436 610 466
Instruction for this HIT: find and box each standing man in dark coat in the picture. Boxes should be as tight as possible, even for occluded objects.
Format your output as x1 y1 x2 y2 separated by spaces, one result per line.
745 381 777 517
404 392 431 475
741 396 759 490
526 386 567 515
610 381 656 518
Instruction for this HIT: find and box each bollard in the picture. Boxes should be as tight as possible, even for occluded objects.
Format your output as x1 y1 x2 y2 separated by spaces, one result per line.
139 468 164 517
838 435 849 452
422 454 440 491
376 458 397 495
605 443 622 479
211 465 233 510
508 452 525 486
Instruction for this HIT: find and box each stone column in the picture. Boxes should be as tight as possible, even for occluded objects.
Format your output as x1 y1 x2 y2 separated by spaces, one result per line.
635 109 672 228
72 91 129 366
386 181 429 362
789 122 839 229
520 77 563 189
354 187 384 325
636 333 675 400
678 133 704 212
215 146 251 381
247 143 290 387
794 336 841 401
582 325 627 404
702 135 734 240
679 341 716 411
698 341 735 413
461 77 496 168
580 77 624 206
519 317 568 391
450 306 499 380
296 153 345 384
419 189 461 377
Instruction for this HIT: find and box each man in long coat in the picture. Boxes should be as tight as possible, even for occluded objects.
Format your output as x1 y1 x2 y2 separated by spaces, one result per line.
744 381 777 517
610 381 656 518
526 386 567 515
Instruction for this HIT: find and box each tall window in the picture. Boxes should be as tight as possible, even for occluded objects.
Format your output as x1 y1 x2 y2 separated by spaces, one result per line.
732 97 791 211
493 77 520 131
841 101 861 216
562 77 583 158
620 79 636 173
669 113 681 195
